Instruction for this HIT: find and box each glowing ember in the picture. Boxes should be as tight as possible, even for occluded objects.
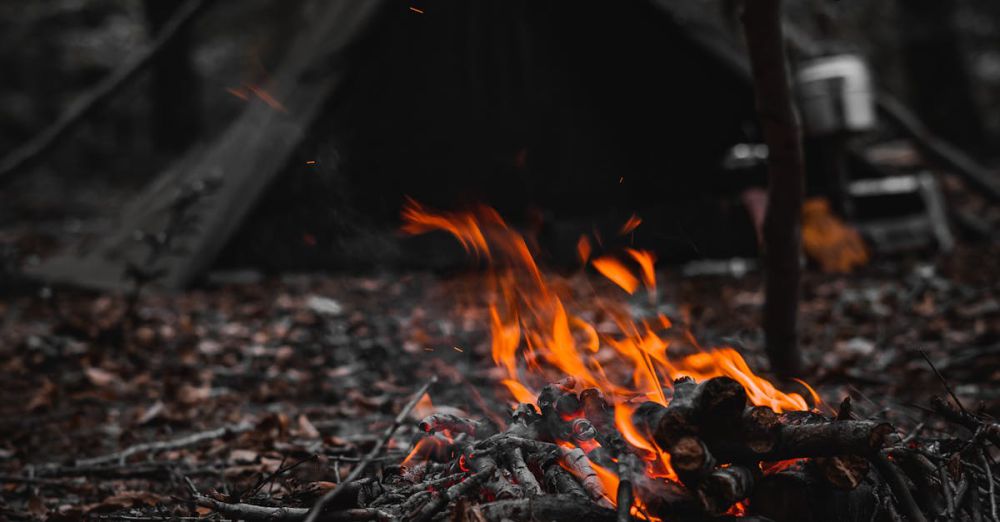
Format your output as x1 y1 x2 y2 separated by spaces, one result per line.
401 200 821 506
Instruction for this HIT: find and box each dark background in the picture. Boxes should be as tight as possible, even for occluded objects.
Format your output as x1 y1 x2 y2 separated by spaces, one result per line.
1 0 997 276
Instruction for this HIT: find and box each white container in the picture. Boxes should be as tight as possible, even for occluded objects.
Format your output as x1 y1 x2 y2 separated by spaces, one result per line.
796 54 876 136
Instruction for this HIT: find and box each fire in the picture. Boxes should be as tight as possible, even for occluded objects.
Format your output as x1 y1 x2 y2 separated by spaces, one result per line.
401 200 820 505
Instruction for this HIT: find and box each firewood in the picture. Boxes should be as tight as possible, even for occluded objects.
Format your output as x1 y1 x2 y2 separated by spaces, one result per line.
535 453 589 499
464 495 616 522
707 418 893 463
696 464 756 515
464 448 521 500
814 454 869 490
505 446 543 497
412 464 497 522
562 447 614 507
418 413 496 438
580 388 613 433
669 436 717 488
739 405 781 455
632 376 748 449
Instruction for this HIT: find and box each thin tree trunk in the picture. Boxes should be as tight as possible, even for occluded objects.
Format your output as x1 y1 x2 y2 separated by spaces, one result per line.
144 0 201 152
741 0 804 377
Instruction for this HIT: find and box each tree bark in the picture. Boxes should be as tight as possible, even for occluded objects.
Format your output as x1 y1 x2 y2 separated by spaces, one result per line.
740 0 805 377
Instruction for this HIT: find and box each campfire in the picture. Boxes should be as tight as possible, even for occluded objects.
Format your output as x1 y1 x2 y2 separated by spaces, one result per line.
211 200 911 522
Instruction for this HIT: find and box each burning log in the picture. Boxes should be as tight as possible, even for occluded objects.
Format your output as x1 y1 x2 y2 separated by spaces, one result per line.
670 436 717 487
696 465 756 515
631 376 748 449
505 447 543 497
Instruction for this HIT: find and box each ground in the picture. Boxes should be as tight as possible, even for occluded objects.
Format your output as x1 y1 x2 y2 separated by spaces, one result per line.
0 244 998 519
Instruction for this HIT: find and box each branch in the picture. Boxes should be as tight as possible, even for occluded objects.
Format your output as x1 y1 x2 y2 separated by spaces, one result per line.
303 377 437 522
74 421 252 467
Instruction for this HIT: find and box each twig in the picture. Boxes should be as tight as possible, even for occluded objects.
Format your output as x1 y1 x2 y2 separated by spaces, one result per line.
983 450 999 522
871 452 929 522
412 464 495 522
303 377 437 522
192 493 390 522
245 454 317 499
73 421 253 467
919 350 967 415
940 465 956 520
0 0 212 180
616 453 636 522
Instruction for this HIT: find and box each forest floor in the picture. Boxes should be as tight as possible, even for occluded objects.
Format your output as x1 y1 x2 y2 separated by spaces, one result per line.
0 244 998 520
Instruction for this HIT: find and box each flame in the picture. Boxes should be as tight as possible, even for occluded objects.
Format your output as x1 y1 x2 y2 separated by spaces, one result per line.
577 236 592 264
625 248 657 294
413 393 435 419
400 200 821 506
619 214 643 235
592 256 639 294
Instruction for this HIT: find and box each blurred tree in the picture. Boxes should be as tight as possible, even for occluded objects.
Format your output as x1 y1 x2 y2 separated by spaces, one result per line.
899 0 986 154
144 0 201 152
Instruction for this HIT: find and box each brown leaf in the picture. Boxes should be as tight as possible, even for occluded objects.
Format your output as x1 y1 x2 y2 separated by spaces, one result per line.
296 414 321 439
177 383 212 405
84 367 119 388
89 491 165 512
27 495 48 517
26 377 56 412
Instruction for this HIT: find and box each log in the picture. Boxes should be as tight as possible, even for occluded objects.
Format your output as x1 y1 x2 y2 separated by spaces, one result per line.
696 465 756 515
715 419 893 463
669 436 717 488
506 447 543 497
418 413 496 438
466 495 617 522
740 406 781 455
632 377 748 449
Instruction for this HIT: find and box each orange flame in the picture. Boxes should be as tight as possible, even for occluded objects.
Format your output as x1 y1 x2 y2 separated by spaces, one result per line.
577 235 592 264
619 214 643 235
592 256 639 294
400 200 820 505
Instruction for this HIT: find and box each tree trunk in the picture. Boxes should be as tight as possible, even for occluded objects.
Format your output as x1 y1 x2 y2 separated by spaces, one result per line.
144 0 201 152
898 0 985 155
740 0 804 377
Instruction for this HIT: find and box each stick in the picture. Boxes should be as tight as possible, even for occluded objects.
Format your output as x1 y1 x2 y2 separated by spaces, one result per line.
466 495 617 522
74 421 252 467
871 452 928 522
0 0 211 181
507 447 543 497
919 351 968 415
930 395 1000 449
192 494 392 522
983 450 999 522
616 453 636 522
303 377 436 522
741 0 805 377
412 464 495 522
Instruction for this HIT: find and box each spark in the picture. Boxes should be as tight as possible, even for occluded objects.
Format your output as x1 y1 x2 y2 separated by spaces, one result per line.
409 6 424 13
